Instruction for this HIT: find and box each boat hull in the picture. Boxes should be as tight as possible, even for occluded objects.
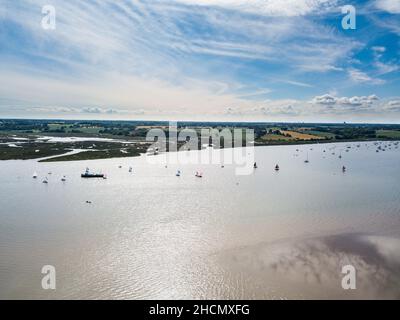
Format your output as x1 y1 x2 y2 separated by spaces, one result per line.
81 174 104 178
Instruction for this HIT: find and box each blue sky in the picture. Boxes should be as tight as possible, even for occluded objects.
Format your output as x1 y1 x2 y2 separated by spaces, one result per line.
0 0 399 122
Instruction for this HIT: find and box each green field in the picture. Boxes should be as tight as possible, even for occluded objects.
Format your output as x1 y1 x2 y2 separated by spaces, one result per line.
304 130 336 139
376 130 400 139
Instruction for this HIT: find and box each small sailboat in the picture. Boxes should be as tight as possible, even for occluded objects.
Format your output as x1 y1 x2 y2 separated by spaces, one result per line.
42 177 48 184
253 162 258 169
304 152 309 163
275 164 280 171
195 171 203 178
61 175 66 182
129 167 132 173
176 170 181 177
342 166 346 172
32 172 38 179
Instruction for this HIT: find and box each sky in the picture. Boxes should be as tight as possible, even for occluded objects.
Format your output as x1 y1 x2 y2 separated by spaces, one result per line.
0 0 399 122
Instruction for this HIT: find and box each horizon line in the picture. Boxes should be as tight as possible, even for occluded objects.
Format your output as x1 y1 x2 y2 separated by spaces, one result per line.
1 117 400 126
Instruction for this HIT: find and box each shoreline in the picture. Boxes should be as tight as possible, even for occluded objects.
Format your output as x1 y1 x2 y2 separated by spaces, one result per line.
2 119 400 162
0 137 398 163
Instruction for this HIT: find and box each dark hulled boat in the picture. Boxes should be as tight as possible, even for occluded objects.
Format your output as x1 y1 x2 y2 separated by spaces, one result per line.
81 168 105 178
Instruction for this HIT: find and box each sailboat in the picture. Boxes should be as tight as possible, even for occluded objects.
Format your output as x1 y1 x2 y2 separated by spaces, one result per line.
304 152 309 163
32 172 38 179
176 170 181 177
275 164 280 171
342 166 346 172
42 177 48 184
129 167 132 173
253 162 258 169
195 171 203 178
61 175 66 182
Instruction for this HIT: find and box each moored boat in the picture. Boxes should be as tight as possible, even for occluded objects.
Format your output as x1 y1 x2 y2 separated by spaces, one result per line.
81 167 105 178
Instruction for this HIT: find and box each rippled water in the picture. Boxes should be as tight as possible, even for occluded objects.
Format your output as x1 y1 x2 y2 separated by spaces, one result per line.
0 141 400 299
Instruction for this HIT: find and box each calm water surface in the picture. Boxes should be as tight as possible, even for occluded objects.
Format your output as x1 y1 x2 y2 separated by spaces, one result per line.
1 142 400 299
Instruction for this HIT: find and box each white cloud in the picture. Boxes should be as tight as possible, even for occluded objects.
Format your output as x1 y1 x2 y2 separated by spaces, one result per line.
337 95 379 106
310 94 380 113
375 0 400 14
311 94 379 105
374 61 399 75
372 46 386 53
383 99 400 111
348 68 385 85
174 0 338 16
311 94 337 105
371 46 399 75
223 93 400 120
279 80 314 88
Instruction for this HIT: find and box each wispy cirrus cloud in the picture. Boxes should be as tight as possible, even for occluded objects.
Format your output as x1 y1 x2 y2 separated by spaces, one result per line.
348 68 385 85
375 0 400 14
0 0 399 121
371 46 399 75
174 0 339 16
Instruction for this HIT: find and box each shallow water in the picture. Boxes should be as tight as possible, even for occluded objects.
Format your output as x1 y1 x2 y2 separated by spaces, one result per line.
0 141 399 299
